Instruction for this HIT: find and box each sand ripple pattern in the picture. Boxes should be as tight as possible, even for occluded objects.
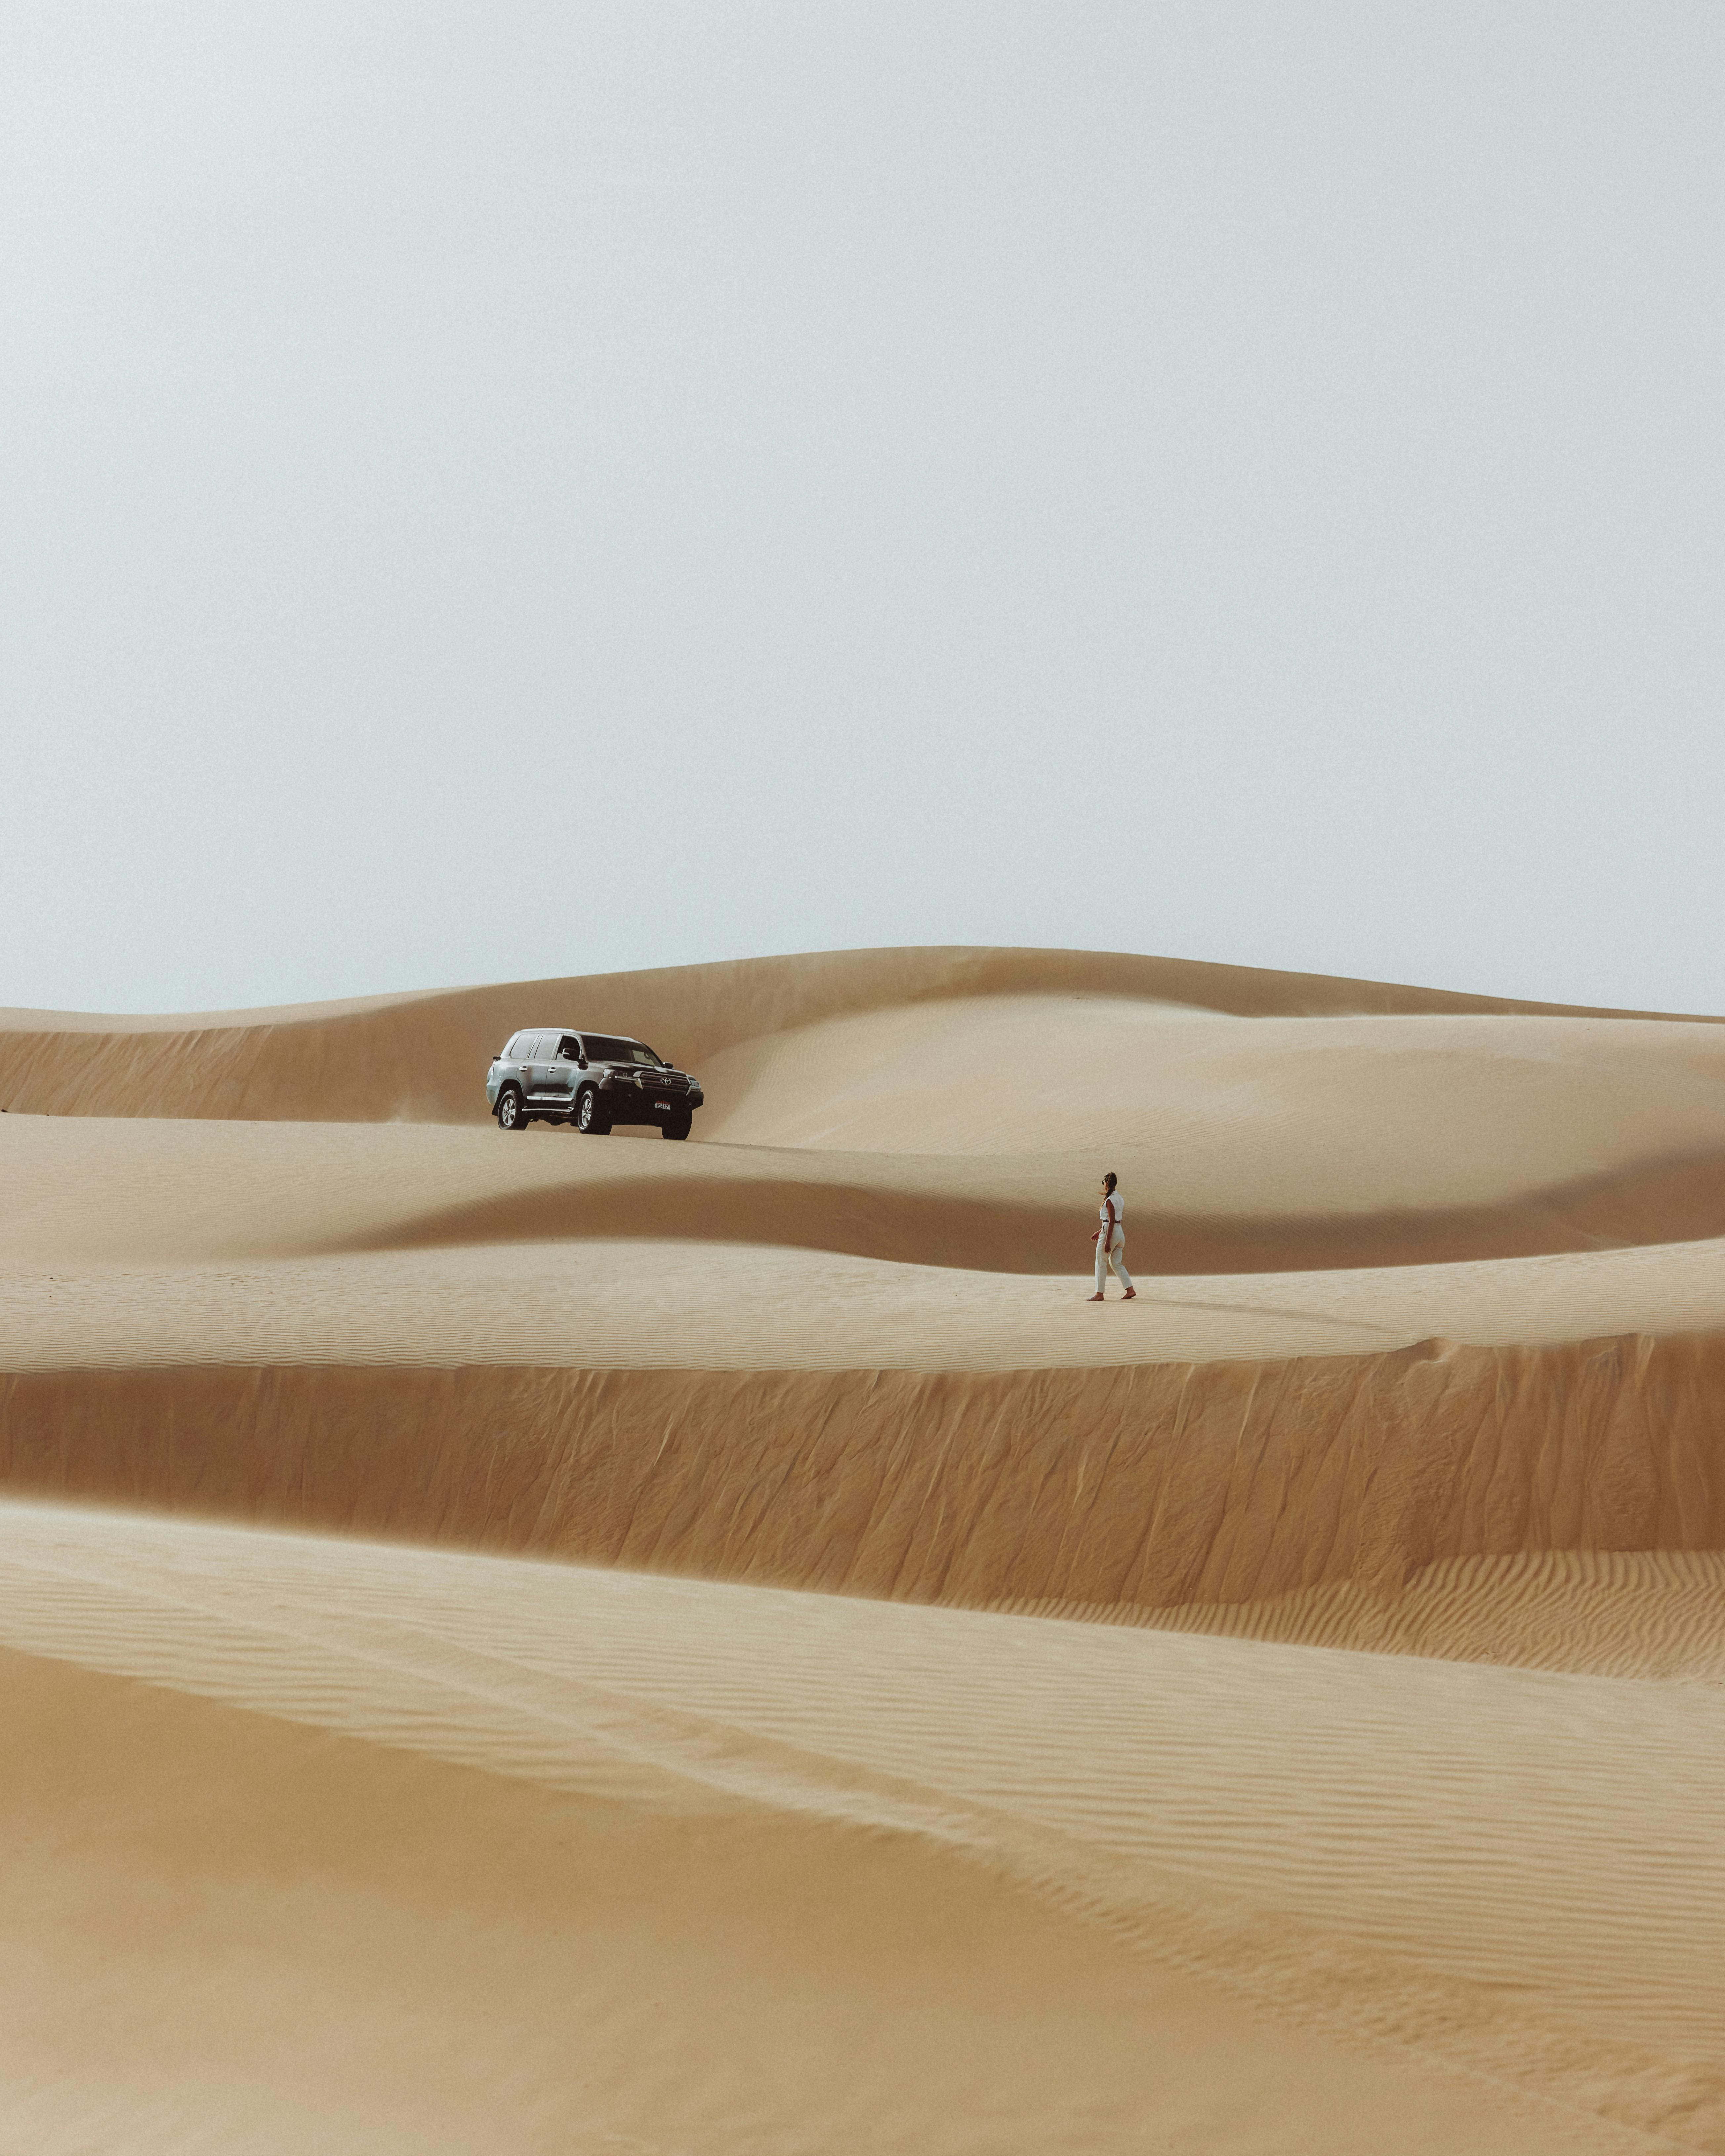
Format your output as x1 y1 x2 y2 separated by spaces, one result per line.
0 1501 1721 2148
1024 1549 1725 1680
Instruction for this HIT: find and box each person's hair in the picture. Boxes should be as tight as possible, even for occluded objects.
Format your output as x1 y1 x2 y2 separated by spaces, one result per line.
1103 1171 1117 1195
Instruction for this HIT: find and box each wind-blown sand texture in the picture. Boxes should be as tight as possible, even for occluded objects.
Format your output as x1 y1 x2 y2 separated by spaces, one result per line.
3 944 1725 2151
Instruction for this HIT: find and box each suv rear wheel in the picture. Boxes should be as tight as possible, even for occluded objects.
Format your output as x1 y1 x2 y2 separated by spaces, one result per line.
575 1086 611 1136
496 1087 526 1131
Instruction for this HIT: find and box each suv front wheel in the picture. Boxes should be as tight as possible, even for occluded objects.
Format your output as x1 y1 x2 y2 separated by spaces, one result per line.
496 1087 526 1131
575 1086 611 1136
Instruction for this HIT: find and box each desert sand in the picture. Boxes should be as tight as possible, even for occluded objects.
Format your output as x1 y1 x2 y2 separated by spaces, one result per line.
2 943 1724 2151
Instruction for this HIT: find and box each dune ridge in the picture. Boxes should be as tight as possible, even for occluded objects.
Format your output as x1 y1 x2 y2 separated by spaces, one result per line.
4 1328 1721 1619
4 941 1719 1125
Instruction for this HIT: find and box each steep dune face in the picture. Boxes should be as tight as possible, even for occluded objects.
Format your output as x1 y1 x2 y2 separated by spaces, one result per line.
4 1331 1722 1619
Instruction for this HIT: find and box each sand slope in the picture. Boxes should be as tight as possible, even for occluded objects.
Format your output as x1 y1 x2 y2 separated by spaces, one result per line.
7 945 1725 2148
2 941 1720 1128
0 1499 1716 2154
6 948 1725 1632
5 1332 1725 1617
12 965 1725 1278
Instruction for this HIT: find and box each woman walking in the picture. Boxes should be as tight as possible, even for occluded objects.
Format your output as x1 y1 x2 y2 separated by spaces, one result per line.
1089 1171 1135 1302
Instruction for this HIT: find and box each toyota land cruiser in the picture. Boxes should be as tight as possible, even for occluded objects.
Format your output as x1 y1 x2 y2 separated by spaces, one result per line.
486 1030 704 1137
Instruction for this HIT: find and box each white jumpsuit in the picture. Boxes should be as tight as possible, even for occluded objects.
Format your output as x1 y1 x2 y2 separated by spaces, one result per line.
1095 1193 1132 1293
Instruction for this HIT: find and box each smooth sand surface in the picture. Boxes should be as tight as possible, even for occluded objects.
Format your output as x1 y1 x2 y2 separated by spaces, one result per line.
4 945 1725 2149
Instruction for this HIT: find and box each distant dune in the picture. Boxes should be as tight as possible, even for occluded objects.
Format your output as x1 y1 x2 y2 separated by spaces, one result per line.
3 946 1724 2150
3 939 1717 1124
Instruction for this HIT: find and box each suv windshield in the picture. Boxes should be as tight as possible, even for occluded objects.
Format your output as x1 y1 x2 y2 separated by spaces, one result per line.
582 1035 662 1066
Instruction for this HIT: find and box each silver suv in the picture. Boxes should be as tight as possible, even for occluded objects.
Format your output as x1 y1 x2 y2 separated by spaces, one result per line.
486 1029 704 1137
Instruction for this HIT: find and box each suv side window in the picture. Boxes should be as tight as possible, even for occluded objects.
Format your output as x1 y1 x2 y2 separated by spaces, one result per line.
557 1035 582 1062
505 1033 528 1061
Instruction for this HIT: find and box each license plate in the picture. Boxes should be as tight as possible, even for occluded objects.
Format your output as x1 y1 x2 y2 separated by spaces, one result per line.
654 1102 668 1111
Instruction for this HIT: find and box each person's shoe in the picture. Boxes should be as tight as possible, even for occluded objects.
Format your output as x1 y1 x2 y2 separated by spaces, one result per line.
1123 1288 1137 1300
1087 1292 1105 1302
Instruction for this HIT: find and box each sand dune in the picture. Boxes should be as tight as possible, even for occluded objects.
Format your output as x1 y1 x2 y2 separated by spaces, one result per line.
10 996 1725 1275
4 1330 1724 1614
2 941 1718 1127
0 1498 1717 2153
6 945 1725 2148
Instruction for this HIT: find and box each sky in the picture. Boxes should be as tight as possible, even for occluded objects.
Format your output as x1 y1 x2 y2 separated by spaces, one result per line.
3 3 1723 1015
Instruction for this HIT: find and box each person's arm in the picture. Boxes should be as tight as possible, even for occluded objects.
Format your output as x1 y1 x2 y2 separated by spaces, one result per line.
1104 1198 1117 1251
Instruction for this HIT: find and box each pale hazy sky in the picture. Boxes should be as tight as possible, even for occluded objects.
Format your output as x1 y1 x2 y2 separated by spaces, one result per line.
4 5 1722 1014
